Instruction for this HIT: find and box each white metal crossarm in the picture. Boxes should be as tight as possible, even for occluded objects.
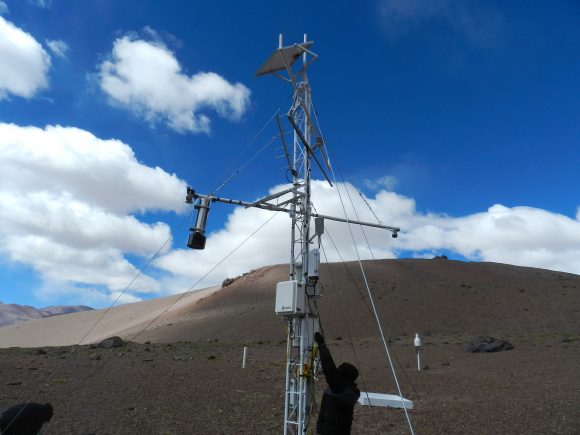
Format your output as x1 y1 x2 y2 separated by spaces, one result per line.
245 186 303 209
188 192 400 235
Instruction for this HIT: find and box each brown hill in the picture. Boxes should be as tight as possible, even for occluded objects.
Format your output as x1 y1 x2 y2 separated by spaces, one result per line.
136 258 580 344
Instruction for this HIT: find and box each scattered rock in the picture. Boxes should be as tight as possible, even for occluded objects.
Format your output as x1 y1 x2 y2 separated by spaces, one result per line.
35 348 47 355
98 336 125 349
222 277 236 287
89 354 101 361
208 354 217 360
143 358 154 362
466 336 514 353
562 336 574 343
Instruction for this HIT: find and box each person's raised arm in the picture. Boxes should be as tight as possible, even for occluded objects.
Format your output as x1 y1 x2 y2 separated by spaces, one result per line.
315 332 346 393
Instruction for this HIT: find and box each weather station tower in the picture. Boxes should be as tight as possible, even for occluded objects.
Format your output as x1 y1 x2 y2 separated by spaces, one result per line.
185 35 400 434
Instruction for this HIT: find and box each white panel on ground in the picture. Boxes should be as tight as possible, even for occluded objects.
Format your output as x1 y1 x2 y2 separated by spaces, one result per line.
358 392 413 410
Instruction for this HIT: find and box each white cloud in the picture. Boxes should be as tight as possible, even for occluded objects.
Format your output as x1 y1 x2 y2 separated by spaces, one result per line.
0 123 187 304
3 121 577 306
46 39 69 58
0 16 51 99
0 2 8 14
97 36 251 133
155 180 580 290
0 123 185 214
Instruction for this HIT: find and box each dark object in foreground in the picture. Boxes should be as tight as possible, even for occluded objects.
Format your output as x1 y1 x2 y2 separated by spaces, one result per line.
466 336 514 353
98 336 125 348
0 402 53 435
314 332 360 435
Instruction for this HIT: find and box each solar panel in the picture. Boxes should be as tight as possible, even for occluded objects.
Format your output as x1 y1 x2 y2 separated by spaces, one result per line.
256 41 314 76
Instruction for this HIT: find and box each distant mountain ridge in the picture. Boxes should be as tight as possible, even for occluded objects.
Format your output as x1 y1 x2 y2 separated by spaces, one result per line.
0 302 93 327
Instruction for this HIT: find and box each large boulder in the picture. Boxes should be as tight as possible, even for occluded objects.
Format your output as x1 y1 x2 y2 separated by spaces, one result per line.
97 336 125 349
466 336 513 353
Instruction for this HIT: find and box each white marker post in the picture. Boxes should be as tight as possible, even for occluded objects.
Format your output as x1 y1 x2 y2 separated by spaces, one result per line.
242 346 248 368
414 333 422 371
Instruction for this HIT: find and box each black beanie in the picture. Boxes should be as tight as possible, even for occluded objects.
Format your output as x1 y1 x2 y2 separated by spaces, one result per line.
338 362 359 382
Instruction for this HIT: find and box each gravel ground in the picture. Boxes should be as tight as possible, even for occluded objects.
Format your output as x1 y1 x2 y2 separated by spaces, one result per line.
1 334 578 434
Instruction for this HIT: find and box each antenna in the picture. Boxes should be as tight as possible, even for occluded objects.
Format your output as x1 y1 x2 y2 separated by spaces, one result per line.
185 35 401 434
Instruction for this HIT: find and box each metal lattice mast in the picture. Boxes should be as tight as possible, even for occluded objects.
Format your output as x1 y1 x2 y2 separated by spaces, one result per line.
287 38 316 435
185 34 401 434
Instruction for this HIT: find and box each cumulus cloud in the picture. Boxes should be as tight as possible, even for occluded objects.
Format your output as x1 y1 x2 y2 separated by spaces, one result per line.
0 123 187 305
46 39 69 58
0 2 8 14
3 122 576 306
378 0 503 48
155 180 580 290
0 16 51 99
97 36 251 133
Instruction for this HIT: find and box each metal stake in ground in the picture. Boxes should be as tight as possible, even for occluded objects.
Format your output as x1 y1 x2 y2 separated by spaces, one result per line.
414 333 422 371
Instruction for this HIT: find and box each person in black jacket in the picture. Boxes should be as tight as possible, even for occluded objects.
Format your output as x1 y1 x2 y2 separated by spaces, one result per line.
0 402 53 435
315 332 360 435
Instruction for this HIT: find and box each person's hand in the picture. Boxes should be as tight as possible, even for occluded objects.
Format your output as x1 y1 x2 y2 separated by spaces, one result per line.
314 332 324 345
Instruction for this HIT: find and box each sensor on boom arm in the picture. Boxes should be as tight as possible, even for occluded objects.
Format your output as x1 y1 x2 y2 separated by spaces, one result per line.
186 187 211 250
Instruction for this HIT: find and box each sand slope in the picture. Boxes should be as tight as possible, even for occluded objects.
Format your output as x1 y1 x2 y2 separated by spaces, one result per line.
0 286 219 348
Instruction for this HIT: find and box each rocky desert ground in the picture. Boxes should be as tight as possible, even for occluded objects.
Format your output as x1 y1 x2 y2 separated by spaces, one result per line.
1 259 579 434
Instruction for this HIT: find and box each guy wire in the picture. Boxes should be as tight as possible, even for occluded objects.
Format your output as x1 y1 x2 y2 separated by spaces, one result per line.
7 210 279 432
318 240 381 434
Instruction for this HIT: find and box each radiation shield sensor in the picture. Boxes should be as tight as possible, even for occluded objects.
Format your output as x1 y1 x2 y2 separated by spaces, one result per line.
187 196 212 250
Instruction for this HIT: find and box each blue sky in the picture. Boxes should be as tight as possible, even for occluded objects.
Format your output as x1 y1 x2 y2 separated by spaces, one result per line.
1 0 579 308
